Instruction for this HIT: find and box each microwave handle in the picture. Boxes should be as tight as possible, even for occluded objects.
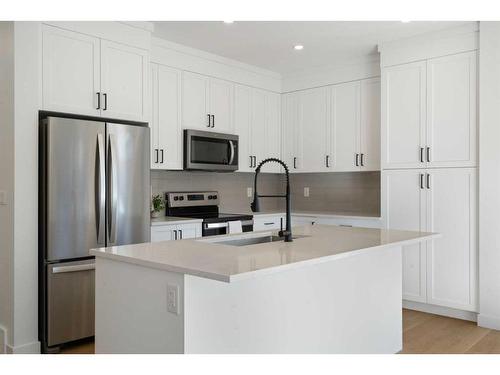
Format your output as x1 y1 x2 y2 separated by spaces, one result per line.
228 140 235 165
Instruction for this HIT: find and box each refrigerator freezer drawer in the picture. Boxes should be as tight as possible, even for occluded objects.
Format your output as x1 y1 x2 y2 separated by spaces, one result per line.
47 259 95 347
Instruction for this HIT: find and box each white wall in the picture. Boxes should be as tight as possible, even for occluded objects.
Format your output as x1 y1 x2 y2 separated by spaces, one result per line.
478 22 500 330
10 22 42 353
0 21 15 354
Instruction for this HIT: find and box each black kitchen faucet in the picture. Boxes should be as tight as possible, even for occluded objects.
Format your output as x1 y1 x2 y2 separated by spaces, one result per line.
251 158 293 242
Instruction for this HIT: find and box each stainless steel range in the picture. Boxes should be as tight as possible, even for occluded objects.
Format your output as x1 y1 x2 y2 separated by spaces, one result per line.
165 191 253 236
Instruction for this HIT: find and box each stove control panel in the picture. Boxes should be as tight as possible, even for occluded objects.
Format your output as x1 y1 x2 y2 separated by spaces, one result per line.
166 191 220 208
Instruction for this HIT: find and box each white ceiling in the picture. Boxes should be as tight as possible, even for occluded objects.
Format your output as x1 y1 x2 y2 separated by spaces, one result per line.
153 21 472 75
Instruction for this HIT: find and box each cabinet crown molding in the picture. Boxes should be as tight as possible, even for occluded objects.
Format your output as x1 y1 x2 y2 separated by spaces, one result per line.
378 22 479 67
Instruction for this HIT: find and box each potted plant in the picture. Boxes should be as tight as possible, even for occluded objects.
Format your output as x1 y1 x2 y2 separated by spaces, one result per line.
151 194 165 218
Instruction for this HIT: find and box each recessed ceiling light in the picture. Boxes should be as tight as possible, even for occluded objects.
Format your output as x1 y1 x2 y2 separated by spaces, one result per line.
294 45 304 51
223 21 234 24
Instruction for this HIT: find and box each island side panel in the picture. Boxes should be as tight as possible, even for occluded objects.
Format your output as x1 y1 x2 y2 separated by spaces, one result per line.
95 257 185 353
184 246 403 354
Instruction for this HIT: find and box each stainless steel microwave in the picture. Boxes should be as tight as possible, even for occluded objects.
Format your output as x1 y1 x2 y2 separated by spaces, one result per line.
184 129 239 172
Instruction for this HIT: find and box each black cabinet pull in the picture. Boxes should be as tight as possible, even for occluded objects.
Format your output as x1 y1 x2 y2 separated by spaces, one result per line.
173 230 177 240
360 153 364 167
293 157 297 169
155 149 159 164
211 115 215 128
161 149 164 164
326 155 330 168
207 114 211 127
426 173 430 189
420 147 424 163
103 93 107 111
355 153 359 167
249 155 253 168
420 173 424 189
426 147 431 163
96 92 101 110
179 230 183 239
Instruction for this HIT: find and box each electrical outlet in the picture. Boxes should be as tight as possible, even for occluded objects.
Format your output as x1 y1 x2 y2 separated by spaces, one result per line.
167 284 180 315
304 187 310 197
247 187 252 198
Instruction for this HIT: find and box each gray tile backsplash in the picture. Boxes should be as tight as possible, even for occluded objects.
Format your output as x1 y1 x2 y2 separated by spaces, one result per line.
151 170 380 216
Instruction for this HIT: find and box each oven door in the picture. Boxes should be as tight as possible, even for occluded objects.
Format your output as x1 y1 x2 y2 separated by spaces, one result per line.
184 130 238 171
203 220 254 237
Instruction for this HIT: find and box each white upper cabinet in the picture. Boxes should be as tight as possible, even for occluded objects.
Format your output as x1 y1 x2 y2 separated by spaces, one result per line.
42 25 101 116
299 87 329 173
150 64 182 170
330 82 360 172
234 84 253 172
382 51 477 170
426 52 477 168
42 25 149 121
360 78 381 171
181 72 233 133
234 86 281 173
100 40 149 122
209 78 234 133
282 92 301 172
425 168 477 311
181 71 210 130
382 61 426 169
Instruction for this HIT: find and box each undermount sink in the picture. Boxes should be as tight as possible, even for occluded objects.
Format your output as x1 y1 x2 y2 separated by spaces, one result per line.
210 234 309 247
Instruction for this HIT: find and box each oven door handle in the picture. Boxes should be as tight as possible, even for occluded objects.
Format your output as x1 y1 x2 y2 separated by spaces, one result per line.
203 222 231 229
228 140 235 165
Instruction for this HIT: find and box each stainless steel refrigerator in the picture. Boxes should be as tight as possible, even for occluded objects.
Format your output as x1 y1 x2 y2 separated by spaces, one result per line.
39 115 150 352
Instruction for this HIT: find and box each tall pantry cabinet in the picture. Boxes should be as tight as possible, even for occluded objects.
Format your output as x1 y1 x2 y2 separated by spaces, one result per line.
381 50 478 314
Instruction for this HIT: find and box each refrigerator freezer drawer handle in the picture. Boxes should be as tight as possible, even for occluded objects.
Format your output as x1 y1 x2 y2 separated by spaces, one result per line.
96 134 106 244
52 263 95 274
108 133 118 244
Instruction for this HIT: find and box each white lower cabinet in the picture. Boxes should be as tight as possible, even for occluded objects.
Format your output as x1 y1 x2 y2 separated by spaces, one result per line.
151 223 202 242
382 168 477 312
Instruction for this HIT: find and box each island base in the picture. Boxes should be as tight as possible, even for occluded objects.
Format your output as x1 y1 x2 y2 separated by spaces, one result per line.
95 246 403 353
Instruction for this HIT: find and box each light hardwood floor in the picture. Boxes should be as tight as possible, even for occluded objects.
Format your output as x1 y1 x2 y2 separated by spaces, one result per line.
58 309 500 354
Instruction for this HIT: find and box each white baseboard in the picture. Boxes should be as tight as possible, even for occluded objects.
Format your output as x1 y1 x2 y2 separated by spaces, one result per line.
6 341 40 354
478 313 500 330
0 326 5 354
403 300 478 322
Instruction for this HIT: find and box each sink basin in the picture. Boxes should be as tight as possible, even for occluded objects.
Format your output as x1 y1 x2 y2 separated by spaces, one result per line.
210 234 309 247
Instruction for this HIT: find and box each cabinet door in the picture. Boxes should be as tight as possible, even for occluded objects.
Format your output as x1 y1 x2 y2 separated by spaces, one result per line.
150 226 175 242
250 89 267 168
234 85 253 172
382 61 426 169
426 168 477 312
177 223 201 239
331 82 360 172
382 169 427 303
150 64 160 169
426 52 477 168
157 65 182 170
263 92 282 173
42 25 100 116
100 40 148 121
299 87 329 172
360 78 381 171
209 78 234 133
281 92 300 173
182 71 210 130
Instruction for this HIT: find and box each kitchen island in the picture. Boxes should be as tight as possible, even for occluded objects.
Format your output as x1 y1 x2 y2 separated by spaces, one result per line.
90 225 437 354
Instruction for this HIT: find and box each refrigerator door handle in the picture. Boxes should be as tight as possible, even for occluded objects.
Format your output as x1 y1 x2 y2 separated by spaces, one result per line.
96 134 106 244
108 133 118 244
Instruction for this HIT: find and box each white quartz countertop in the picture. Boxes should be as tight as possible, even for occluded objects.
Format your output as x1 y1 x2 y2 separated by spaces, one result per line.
151 216 203 226
91 225 437 283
